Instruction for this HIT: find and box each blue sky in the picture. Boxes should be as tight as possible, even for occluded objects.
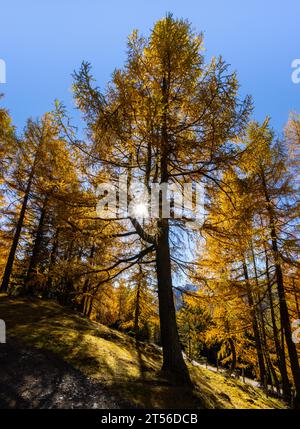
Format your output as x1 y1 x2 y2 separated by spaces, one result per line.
0 0 299 134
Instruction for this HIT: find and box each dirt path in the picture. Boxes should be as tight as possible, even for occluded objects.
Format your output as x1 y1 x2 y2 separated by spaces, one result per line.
0 338 122 409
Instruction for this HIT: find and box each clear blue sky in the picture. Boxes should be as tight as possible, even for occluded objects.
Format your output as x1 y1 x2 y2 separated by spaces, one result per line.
1 0 299 134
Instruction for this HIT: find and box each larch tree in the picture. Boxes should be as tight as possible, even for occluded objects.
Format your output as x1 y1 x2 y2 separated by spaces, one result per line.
1 115 55 291
71 14 251 383
241 120 300 407
0 99 16 279
195 168 269 383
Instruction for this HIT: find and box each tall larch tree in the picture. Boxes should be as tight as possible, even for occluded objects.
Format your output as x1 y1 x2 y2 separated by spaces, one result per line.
72 14 251 383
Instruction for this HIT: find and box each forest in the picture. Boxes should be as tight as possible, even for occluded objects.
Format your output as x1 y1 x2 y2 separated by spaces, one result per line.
0 15 299 409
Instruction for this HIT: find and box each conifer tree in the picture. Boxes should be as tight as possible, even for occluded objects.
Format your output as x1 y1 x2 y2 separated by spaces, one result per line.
72 14 251 383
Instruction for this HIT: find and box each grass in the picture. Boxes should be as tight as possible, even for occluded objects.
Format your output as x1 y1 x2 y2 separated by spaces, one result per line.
0 294 286 409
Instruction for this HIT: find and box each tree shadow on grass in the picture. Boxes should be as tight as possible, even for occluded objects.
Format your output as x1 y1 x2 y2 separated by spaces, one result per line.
0 338 121 409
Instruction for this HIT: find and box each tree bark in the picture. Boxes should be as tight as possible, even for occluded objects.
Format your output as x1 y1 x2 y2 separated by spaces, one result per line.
270 227 300 407
156 219 191 385
228 338 237 373
264 244 291 401
1 139 41 292
243 262 267 384
292 278 300 320
79 245 95 316
25 199 47 293
262 172 300 408
46 228 59 292
251 246 280 393
134 264 142 340
152 72 191 385
1 172 34 291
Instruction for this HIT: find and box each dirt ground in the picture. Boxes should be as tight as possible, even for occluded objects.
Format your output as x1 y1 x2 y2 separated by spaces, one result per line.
0 338 124 409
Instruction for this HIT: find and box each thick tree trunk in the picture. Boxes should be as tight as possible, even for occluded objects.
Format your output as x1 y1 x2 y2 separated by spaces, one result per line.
149 70 191 384
156 219 191 385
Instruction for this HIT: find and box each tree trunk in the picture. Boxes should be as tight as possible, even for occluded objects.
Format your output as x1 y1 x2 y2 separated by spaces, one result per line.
262 174 300 408
134 264 142 340
156 219 191 385
79 245 95 315
228 338 237 373
264 244 291 401
251 246 281 394
1 139 41 292
153 72 191 385
25 199 47 293
1 174 34 291
243 262 266 384
270 230 300 407
46 228 59 292
85 294 94 318
292 278 300 320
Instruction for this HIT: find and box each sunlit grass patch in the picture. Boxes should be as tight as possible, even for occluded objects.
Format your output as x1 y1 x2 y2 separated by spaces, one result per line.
0 295 286 409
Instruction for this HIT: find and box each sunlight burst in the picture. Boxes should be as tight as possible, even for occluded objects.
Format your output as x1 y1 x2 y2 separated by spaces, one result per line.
133 202 148 218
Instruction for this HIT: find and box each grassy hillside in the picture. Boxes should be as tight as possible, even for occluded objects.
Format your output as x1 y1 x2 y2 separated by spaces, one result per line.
0 294 286 409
